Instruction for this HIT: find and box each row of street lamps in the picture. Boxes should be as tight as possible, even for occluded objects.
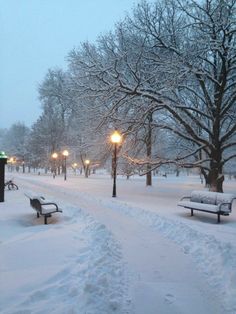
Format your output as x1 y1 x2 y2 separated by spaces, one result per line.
51 130 122 196
51 150 91 181
51 150 69 180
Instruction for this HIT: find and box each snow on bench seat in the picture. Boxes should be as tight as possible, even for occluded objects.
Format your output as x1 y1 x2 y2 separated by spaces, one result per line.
178 201 219 212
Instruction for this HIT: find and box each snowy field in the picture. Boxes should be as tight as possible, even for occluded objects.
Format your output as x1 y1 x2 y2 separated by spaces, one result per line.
1 171 236 314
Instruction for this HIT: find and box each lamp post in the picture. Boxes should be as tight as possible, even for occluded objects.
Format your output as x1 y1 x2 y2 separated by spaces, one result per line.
110 130 122 197
85 159 90 178
62 150 69 181
0 151 8 202
72 163 77 175
22 159 25 173
51 152 58 179
8 157 14 172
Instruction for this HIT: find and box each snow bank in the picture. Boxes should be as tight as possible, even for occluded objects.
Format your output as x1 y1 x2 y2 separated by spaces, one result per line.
0 194 125 314
101 199 236 313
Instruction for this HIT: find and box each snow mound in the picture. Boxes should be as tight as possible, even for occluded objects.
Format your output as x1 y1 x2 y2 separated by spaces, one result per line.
104 200 236 313
0 205 125 314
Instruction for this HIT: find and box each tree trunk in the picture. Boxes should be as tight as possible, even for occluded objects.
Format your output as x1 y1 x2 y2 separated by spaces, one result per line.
208 154 224 192
200 168 210 188
208 170 224 192
146 112 153 186
146 165 152 186
176 167 180 177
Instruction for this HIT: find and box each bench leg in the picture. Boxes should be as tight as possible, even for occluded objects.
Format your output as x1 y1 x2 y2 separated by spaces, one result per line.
191 209 193 216
217 213 220 223
44 214 51 224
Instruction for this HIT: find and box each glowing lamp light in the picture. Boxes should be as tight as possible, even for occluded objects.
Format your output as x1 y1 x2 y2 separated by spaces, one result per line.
52 152 58 159
0 151 7 159
111 131 122 144
85 159 90 165
62 150 69 157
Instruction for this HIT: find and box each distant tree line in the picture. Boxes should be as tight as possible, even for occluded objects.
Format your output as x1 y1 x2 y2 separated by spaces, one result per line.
1 0 236 192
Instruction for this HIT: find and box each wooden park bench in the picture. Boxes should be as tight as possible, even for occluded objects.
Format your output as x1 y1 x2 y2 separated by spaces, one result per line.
178 190 236 223
25 193 62 224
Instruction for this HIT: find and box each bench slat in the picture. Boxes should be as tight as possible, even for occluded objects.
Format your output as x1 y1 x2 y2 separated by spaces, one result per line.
178 201 219 212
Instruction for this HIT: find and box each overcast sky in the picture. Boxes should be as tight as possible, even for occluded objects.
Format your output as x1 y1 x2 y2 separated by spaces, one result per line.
0 0 140 129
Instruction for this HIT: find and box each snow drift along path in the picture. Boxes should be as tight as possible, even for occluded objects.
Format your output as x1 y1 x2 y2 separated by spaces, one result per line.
7 173 229 314
0 191 125 314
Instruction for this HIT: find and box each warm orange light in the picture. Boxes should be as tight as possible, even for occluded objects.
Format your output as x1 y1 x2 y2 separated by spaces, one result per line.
52 152 58 159
9 157 14 163
72 163 78 167
85 159 90 165
62 150 69 157
111 130 122 144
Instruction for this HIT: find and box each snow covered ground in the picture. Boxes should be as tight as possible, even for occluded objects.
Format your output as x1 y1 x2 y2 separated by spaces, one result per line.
1 171 236 314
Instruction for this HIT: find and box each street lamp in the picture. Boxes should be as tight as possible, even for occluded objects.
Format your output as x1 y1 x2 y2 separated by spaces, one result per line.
51 152 58 179
85 159 90 178
62 150 69 181
8 157 14 172
22 159 25 173
110 130 122 197
72 162 77 175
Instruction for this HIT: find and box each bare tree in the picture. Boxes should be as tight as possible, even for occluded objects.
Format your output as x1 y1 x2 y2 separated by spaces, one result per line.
72 0 236 192
129 0 236 191
30 0 236 192
2 122 30 171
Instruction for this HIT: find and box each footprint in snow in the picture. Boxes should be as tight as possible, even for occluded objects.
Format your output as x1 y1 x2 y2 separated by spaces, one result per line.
165 293 175 304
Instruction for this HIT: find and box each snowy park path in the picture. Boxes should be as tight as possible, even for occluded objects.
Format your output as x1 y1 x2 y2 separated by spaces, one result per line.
10 173 228 314
59 192 221 314
87 205 221 314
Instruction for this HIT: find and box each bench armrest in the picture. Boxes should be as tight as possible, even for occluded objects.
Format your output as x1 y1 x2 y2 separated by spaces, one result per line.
218 202 232 212
40 201 59 211
180 196 190 201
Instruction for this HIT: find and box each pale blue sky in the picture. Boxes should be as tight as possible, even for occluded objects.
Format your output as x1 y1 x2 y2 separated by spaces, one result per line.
0 0 140 129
